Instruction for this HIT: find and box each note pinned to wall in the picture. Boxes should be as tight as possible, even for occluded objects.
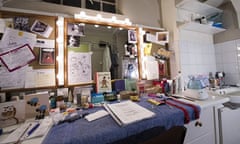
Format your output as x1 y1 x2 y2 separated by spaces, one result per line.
0 44 36 72
68 52 92 84
0 27 36 54
0 64 26 89
25 69 55 88
145 57 159 80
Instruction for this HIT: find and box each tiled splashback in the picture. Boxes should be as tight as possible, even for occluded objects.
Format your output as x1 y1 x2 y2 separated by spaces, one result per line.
178 30 217 86
179 30 240 86
214 39 240 85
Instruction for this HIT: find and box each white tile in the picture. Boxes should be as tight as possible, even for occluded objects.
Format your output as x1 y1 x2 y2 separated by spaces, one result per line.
209 54 216 65
216 64 224 71
202 54 214 65
214 44 222 54
189 53 197 64
215 53 223 64
179 40 189 53
224 73 240 85
180 53 190 65
195 44 202 54
222 40 236 53
208 45 215 54
223 63 238 73
223 51 237 64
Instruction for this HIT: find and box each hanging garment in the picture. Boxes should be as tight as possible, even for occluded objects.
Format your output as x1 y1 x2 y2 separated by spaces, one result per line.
102 45 112 72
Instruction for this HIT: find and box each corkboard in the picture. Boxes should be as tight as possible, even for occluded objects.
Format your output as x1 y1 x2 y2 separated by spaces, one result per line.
0 11 57 69
0 10 57 91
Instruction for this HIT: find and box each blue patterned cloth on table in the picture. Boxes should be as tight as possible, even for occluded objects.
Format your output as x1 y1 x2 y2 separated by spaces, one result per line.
42 97 200 144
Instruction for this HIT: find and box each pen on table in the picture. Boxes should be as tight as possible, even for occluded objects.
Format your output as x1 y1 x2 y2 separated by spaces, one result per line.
27 123 40 137
16 123 32 143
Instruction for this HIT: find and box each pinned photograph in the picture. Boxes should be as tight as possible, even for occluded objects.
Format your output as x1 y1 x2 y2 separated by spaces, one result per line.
14 16 30 31
128 30 137 43
67 35 81 47
39 48 55 65
68 23 85 36
31 20 53 38
155 31 169 45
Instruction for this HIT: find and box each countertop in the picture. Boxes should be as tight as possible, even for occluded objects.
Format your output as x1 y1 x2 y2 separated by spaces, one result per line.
177 89 230 109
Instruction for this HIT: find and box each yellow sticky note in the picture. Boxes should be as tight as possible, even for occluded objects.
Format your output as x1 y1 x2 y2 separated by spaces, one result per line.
18 31 24 36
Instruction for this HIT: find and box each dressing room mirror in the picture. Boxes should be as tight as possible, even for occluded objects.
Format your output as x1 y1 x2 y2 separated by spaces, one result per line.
65 19 139 86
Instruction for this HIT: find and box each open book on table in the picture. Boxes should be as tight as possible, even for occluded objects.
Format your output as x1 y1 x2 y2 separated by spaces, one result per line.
104 100 155 126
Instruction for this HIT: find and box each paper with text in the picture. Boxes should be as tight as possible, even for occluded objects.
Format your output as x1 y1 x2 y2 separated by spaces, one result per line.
104 100 155 126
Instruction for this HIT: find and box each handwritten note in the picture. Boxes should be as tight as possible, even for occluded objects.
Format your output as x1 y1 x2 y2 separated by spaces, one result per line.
0 27 36 54
0 44 36 72
0 63 26 89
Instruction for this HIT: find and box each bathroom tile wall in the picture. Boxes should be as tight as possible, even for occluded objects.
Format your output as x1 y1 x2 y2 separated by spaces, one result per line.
178 30 217 86
214 39 240 85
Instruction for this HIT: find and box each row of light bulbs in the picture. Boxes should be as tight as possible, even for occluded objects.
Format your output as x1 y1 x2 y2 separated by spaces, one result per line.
74 11 132 26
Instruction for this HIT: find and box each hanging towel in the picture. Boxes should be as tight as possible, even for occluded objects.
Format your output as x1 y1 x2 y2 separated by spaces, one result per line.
102 45 112 72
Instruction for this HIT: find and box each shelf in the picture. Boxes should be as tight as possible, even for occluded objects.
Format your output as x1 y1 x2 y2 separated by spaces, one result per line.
179 22 226 34
176 0 222 16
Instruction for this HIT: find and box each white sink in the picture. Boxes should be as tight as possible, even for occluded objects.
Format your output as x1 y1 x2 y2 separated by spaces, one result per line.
214 87 240 104
228 91 240 104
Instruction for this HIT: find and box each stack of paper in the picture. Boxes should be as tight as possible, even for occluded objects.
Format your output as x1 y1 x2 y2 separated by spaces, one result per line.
0 117 52 144
104 100 155 126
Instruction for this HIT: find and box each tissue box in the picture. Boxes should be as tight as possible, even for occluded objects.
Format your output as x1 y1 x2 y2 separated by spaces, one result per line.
91 93 104 104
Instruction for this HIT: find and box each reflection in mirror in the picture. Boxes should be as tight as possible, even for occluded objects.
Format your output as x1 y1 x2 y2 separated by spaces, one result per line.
66 22 139 85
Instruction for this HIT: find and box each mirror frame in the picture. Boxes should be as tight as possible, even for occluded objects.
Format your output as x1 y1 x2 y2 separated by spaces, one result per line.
64 18 140 87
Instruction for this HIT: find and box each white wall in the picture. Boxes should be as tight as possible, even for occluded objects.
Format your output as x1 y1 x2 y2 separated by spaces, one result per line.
3 0 162 28
179 30 217 85
118 0 161 27
215 39 240 85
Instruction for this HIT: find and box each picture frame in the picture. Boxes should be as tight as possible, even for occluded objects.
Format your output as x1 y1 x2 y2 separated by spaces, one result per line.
128 30 137 43
155 31 169 45
39 48 55 65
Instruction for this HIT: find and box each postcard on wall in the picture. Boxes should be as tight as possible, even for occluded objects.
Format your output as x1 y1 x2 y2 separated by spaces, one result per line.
95 72 112 93
0 100 25 128
145 33 156 44
39 48 55 65
67 35 81 48
67 23 85 36
122 58 139 79
145 59 159 80
155 31 169 45
128 30 137 44
35 38 55 48
0 44 36 72
31 20 53 38
13 16 30 32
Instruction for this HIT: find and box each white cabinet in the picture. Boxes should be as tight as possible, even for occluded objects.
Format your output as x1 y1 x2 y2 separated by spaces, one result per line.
176 0 226 34
184 106 215 144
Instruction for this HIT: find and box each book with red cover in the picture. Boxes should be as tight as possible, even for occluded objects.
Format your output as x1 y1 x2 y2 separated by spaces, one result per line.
95 72 112 93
